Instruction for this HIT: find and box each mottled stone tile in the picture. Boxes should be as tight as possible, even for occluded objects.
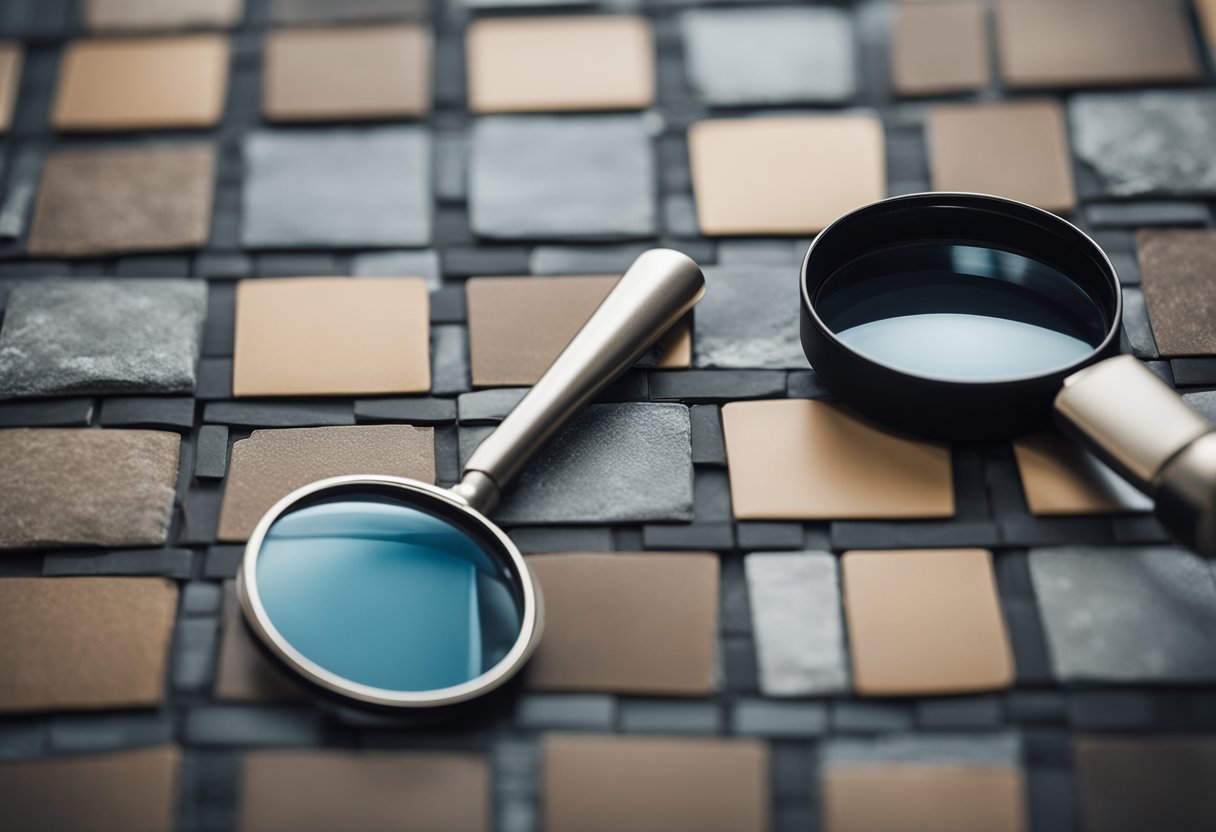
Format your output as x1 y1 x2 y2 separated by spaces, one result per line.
1183 390 1216 425
693 266 808 370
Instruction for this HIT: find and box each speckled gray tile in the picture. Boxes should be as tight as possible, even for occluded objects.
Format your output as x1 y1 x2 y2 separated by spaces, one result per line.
1183 391 1216 425
459 403 693 524
745 551 848 696
1029 546 1216 683
469 116 655 240
1069 91 1216 197
681 7 856 106
821 732 1021 766
242 128 431 248
693 266 809 370
0 280 206 399
351 249 441 290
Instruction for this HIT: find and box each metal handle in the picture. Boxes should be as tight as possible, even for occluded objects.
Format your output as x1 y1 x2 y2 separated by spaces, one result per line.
451 249 706 514
1054 355 1216 555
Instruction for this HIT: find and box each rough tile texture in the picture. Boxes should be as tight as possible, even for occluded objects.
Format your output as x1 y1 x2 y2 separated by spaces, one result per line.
0 279 206 399
891 0 989 96
692 266 808 369
1137 230 1216 356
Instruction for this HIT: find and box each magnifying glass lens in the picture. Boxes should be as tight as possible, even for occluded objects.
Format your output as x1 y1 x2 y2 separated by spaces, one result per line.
254 491 525 693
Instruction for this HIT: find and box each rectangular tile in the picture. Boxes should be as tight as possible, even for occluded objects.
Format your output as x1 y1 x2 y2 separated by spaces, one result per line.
271 0 428 23
1137 230 1216 357
692 266 808 370
1074 737 1216 832
1012 433 1152 515
891 1 989 96
84 0 243 30
0 41 21 132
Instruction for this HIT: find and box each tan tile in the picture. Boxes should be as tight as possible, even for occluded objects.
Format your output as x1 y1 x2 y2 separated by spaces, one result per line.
214 582 306 702
233 277 430 397
842 548 1014 696
1201 0 1216 58
53 34 229 130
524 553 718 695
264 24 430 121
995 0 1200 89
26 144 215 257
0 428 181 550
891 1 989 96
240 750 489 832
1013 432 1152 516
689 115 885 236
928 100 1075 213
824 764 1027 832
84 0 243 31
0 42 22 133
0 577 179 712
1074 737 1216 832
1137 230 1216 357
467 15 653 113
544 735 768 832
0 746 180 832
721 399 953 520
466 276 688 387
216 425 435 542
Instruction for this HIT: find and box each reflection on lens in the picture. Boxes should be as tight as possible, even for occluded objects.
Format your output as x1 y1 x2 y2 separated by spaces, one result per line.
816 243 1108 383
254 491 524 693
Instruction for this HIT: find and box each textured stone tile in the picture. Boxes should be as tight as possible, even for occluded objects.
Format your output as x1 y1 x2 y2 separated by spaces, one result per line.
681 7 855 105
619 699 722 734
1137 230 1216 357
242 128 431 247
458 388 527 425
1184 390 1216 425
1087 201 1211 228
693 266 808 370
469 116 655 239
744 551 848 696
354 397 455 425
430 323 470 395
183 707 322 746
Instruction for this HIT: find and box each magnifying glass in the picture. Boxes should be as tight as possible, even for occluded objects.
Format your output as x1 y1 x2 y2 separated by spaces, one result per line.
237 250 705 713
801 193 1216 556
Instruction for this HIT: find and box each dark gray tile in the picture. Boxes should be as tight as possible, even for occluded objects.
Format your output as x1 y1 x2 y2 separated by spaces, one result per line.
821 733 1021 766
731 699 828 738
431 324 470 396
786 370 834 400
113 256 191 279
457 388 527 425
0 147 41 242
183 707 324 746
42 548 194 578
832 520 1001 550
693 468 732 522
181 582 224 616
271 0 429 24
1067 691 1156 730
202 401 355 428
203 545 244 579
1086 202 1211 228
0 719 46 760
494 736 540 797
1007 691 1067 725
1183 390 1216 425
440 246 531 277
352 249 442 290
430 285 467 324
736 522 804 550
201 282 235 358
194 424 229 480
173 618 220 693
693 267 809 370
195 253 252 280
353 397 457 425
507 526 613 554
180 484 224 546
641 522 733 550
529 244 650 276
916 695 1004 729
830 702 914 734
721 634 759 693
1027 768 1077 832
716 239 804 268
99 397 195 431
48 713 173 753
618 700 722 734
1172 358 1216 387
253 253 341 278
649 370 787 402
0 398 93 427
515 694 615 731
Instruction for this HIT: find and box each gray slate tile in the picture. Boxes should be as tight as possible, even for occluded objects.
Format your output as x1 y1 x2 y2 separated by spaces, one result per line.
194 424 229 480
42 548 193 578
0 398 93 427
1183 390 1216 425
515 694 615 731
352 249 442 290
693 266 809 370
48 713 173 754
271 0 429 23
731 699 828 737
618 699 722 734
458 388 527 425
529 244 650 276
431 324 470 395
821 732 1021 767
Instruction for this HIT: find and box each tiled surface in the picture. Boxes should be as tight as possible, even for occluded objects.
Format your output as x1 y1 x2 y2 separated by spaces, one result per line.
0 1 1214 830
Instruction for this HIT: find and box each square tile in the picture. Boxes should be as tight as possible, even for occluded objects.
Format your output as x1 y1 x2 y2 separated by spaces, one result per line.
692 266 808 369
264 24 431 121
0 429 181 550
27 144 215 257
1074 737 1216 832
524 552 718 695
470 116 654 239
995 0 1199 88
928 100 1076 213
721 400 953 520
689 116 884 236
83 0 243 30
0 577 178 711
53 35 229 130
467 15 653 113
1013 433 1152 515
1137 230 1216 357
466 275 688 387
233 277 430 396
0 42 21 132
842 548 1014 696
681 7 855 105
242 128 432 247
891 1 989 96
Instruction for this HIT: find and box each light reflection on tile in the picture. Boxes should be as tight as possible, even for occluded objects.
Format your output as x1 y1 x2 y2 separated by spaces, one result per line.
1012 433 1152 515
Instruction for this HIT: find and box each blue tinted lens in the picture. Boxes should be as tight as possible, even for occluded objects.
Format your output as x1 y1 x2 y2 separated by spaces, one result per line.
254 490 524 693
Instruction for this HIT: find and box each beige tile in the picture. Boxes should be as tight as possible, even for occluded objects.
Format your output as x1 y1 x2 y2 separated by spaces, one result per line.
240 750 489 832
466 276 688 387
1074 737 1216 832
214 582 306 702
264 24 430 121
544 735 768 832
1137 230 1216 357
0 577 179 712
0 747 180 832
467 15 653 113
928 100 1075 213
842 548 1014 696
83 0 243 31
721 399 953 520
216 425 435 542
891 1 989 96
233 277 430 397
0 42 22 133
1013 432 1152 516
524 553 718 695
1201 0 1216 58
53 34 229 130
689 115 885 236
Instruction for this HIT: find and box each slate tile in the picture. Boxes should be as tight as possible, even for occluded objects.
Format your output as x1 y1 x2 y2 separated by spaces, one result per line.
99 397 195 431
641 522 733 550
715 239 804 267
1007 691 1068 725
195 252 252 280
430 324 470 396
770 741 815 803
1172 358 1216 387
1000 515 1115 547
786 369 834 400
736 522 803 550
440 246 532 277
1000 597 1055 687
821 732 1021 767
0 398 93 427
351 249 442 289
48 713 173 753
1121 288 1158 359
508 526 613 554
203 545 244 579
179 483 223 545
1183 390 1216 425
353 397 456 425
201 281 235 359
1112 514 1171 545
181 582 224 617
173 617 220 693
718 555 752 635
42 548 193 578
515 694 615 731
494 736 540 797
0 719 46 760
693 468 732 522
194 424 229 480
1026 768 1077 832
692 266 808 370
1068 691 1156 730
1073 737 1216 832
83 0 244 30
458 388 527 425
731 699 827 738
619 699 722 734
721 635 759 694
830 702 914 734
1086 202 1211 228
430 285 467 323
916 695 1004 730
202 401 355 428
270 0 428 24
253 254 341 278
649 370 787 402
113 256 191 279
831 521 1000 549
529 243 650 276
183 707 323 746
662 193 699 238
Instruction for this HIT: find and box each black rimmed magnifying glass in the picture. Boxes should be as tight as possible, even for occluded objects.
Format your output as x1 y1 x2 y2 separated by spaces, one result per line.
801 193 1216 556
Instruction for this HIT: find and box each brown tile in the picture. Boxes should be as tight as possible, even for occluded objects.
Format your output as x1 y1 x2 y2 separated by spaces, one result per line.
233 277 429 397
264 25 430 122
544 735 768 832
0 746 180 832
214 582 306 702
1013 432 1152 516
995 0 1200 89
1074 737 1216 832
0 577 179 712
1137 230 1216 357
1201 0 1216 58
83 0 243 31
524 553 718 695
53 35 229 130
467 15 653 114
0 428 181 550
689 115 885 236
842 549 1014 696
26 144 215 257
216 425 436 542
0 42 22 133
928 100 1075 213
240 750 489 832
721 399 953 520
466 276 689 387
824 765 1027 832
891 1 989 96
